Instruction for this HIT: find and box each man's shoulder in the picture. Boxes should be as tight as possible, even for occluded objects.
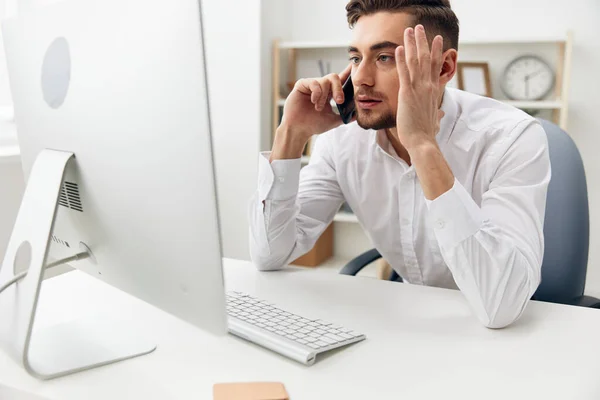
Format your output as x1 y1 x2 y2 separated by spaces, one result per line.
448 89 544 152
451 88 537 133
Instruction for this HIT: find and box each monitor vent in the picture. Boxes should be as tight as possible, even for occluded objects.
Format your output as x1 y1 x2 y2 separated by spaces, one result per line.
51 235 70 248
59 181 83 212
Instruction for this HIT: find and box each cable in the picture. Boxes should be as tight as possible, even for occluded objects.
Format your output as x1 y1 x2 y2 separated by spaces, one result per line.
0 251 90 296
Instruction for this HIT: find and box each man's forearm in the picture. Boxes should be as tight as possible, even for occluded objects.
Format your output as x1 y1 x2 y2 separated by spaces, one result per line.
270 125 309 163
409 140 455 200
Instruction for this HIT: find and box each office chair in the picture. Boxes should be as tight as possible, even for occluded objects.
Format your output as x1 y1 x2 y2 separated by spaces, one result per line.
340 119 600 308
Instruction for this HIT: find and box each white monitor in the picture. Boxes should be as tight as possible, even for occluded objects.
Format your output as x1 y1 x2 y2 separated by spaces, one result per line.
0 0 227 379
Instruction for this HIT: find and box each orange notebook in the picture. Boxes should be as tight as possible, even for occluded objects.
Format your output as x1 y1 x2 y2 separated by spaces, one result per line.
213 382 289 400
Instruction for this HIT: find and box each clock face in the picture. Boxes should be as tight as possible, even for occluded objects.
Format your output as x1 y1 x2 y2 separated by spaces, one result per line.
502 56 554 101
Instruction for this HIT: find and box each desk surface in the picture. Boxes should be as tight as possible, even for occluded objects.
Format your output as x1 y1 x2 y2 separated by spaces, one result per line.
1 258 600 399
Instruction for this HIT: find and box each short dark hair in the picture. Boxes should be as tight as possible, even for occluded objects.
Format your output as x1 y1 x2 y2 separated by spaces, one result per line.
346 0 460 50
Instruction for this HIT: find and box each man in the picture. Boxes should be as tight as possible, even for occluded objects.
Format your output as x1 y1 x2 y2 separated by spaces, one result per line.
248 0 551 329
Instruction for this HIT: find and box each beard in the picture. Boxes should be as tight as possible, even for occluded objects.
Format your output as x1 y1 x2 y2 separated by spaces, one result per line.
355 107 396 131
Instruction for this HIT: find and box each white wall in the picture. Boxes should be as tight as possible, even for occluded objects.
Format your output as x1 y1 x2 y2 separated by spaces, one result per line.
0 160 23 262
261 0 292 151
192 0 263 261
281 0 600 295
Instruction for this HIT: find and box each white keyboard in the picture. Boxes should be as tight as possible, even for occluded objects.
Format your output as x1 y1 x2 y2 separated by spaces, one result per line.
226 291 366 365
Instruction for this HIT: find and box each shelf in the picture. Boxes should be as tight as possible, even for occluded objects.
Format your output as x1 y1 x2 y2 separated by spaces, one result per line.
0 145 20 164
502 100 562 110
334 211 359 223
459 37 567 45
279 37 567 50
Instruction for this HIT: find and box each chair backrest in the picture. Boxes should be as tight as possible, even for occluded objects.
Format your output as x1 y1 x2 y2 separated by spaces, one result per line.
533 119 589 304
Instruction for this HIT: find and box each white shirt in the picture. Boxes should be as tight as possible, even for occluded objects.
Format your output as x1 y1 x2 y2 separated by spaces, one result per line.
248 88 551 329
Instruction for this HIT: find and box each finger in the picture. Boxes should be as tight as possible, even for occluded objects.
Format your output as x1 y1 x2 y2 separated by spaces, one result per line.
318 79 332 110
404 27 419 82
309 80 323 106
328 73 344 104
415 25 431 82
338 63 352 84
395 46 410 89
430 35 444 86
438 110 445 120
295 78 311 95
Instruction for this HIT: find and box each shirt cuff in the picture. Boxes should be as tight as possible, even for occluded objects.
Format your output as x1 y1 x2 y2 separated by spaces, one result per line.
257 151 302 201
426 178 484 249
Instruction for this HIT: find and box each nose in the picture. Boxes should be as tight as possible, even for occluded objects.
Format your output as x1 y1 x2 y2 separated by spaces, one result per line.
352 61 375 88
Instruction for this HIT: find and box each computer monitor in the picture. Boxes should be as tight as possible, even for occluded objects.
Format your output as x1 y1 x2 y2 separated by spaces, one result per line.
0 0 227 379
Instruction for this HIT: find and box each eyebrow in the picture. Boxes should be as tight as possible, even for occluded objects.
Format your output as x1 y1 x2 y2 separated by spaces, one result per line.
348 41 400 53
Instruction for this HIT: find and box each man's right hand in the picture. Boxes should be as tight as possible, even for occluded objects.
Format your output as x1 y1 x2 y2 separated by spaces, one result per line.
270 64 352 162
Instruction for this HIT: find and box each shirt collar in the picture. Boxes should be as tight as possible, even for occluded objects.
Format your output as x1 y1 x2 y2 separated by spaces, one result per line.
438 87 460 145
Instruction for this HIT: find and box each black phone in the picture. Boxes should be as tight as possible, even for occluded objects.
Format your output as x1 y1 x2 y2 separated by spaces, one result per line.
336 75 356 124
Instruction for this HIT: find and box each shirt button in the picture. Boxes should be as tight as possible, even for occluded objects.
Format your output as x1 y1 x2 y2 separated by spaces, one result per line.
436 219 445 229
278 177 285 183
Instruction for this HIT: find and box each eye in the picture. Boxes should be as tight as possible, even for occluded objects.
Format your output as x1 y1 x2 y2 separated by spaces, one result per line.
378 55 393 63
349 56 361 64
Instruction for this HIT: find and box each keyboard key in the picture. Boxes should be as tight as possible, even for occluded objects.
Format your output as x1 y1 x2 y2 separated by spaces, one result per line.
289 324 302 331
278 321 291 327
339 333 354 340
328 328 342 334
319 336 337 345
298 328 311 334
324 333 345 342
256 323 266 328
275 330 287 336
309 332 320 338
266 327 276 332
315 329 327 335
284 329 295 335
293 333 306 339
308 322 320 327
330 324 343 330
286 334 297 340
298 318 311 325
308 343 321 349
290 315 301 320
298 339 309 345
340 328 353 333
315 340 329 348
315 320 332 326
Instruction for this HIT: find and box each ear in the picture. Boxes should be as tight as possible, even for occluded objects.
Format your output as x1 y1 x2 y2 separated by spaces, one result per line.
439 49 458 86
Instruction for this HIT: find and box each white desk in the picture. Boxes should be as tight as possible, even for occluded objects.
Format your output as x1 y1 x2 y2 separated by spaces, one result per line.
1 258 600 399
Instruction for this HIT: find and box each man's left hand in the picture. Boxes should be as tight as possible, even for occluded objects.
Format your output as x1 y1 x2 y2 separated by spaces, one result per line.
395 24 445 152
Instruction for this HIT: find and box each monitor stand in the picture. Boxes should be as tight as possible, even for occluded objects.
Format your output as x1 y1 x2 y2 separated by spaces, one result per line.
0 149 156 380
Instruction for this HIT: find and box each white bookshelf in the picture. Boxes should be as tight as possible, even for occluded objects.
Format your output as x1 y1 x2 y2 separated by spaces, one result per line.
333 211 359 224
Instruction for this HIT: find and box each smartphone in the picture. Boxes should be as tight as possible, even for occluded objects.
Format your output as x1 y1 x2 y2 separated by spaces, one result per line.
336 75 356 124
